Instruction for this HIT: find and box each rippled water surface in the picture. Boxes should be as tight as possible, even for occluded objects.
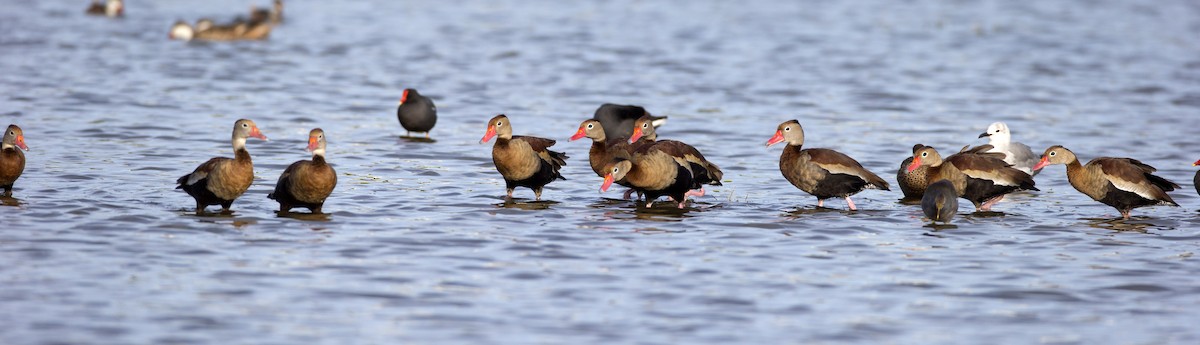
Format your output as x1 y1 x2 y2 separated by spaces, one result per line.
3 0 1200 343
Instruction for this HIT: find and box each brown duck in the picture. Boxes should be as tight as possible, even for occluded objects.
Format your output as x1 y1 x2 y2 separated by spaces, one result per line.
600 141 706 208
1 125 29 197
897 144 931 201
569 119 643 200
480 114 568 201
767 120 889 210
1034 146 1178 220
268 128 337 213
628 115 723 193
176 119 268 214
906 144 1037 211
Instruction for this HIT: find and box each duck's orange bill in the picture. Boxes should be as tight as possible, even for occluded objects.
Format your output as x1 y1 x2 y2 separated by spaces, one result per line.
480 127 496 143
569 127 587 141
15 135 28 151
1032 156 1050 171
905 156 922 173
1193 159 1200 166
629 128 643 143
600 174 613 192
249 127 268 140
766 130 784 147
307 137 319 151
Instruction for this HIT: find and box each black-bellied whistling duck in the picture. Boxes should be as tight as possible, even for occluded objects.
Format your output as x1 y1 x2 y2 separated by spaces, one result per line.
592 103 667 142
1 125 29 197
249 0 283 26
978 122 1040 175
898 144 930 200
1033 146 1178 220
907 145 1037 211
86 0 123 17
628 116 723 192
568 119 642 200
480 114 568 201
396 88 437 138
600 142 705 209
766 120 889 210
268 128 337 213
169 19 272 41
176 119 268 214
922 180 958 223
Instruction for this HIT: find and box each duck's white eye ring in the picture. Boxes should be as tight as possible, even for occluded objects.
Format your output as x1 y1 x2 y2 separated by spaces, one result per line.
242 123 249 128
586 124 593 129
612 168 618 173
784 127 790 131
921 152 928 157
1049 152 1056 156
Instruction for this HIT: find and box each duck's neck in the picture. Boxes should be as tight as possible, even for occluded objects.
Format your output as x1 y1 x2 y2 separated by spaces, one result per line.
311 151 327 165
1064 158 1084 185
233 137 251 163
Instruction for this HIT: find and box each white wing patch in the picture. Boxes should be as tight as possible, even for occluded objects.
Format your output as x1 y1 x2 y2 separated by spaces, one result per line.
185 171 208 186
1105 175 1160 200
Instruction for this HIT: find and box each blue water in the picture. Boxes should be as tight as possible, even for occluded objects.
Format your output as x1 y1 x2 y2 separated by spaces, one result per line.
2 0 1200 343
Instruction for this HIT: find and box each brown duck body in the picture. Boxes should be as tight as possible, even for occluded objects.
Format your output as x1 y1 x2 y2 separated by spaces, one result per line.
176 149 255 212
620 143 702 206
0 147 24 196
921 148 1037 210
1062 157 1178 216
780 146 889 199
269 156 336 213
492 136 567 199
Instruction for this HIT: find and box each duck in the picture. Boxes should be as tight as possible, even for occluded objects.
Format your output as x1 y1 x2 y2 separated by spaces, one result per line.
907 144 1037 211
592 103 667 142
176 119 268 214
396 88 437 138
1033 146 1178 220
922 180 958 223
169 19 272 41
86 0 123 18
766 120 889 210
628 115 723 192
600 141 705 209
569 119 642 200
268 128 337 213
897 144 931 200
1 125 29 197
480 114 568 201
978 122 1040 175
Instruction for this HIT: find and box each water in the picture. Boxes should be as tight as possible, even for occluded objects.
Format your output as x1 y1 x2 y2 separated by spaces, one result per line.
3 0 1200 343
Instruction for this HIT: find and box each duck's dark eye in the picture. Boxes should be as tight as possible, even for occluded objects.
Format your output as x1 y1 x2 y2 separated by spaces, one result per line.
612 167 618 173
1049 152 1056 156
242 123 249 128
641 123 648 128
496 122 503 127
921 152 928 157
784 127 790 132
586 124 593 129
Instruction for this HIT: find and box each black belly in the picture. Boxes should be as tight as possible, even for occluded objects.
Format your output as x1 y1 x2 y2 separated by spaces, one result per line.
1099 186 1161 212
810 173 868 199
177 176 233 206
640 165 694 203
505 159 564 190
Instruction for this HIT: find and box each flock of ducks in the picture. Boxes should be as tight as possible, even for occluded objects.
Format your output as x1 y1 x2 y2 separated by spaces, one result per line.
16 2 1189 222
1 98 1195 222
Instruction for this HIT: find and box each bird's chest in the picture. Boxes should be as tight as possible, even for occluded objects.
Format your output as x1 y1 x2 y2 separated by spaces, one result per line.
493 142 539 180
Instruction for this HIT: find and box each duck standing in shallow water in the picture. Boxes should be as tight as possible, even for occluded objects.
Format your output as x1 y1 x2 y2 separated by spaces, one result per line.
766 120 889 210
907 145 1037 212
897 144 931 201
396 88 437 138
481 114 568 201
1034 146 1178 220
1 125 29 197
269 128 337 213
176 119 268 215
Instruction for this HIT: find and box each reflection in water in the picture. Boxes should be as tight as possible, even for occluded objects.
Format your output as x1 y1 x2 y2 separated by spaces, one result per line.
897 198 922 206
276 211 332 222
923 223 959 232
1083 217 1153 233
0 196 22 207
495 199 559 210
781 207 849 219
964 211 1006 219
399 136 437 143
